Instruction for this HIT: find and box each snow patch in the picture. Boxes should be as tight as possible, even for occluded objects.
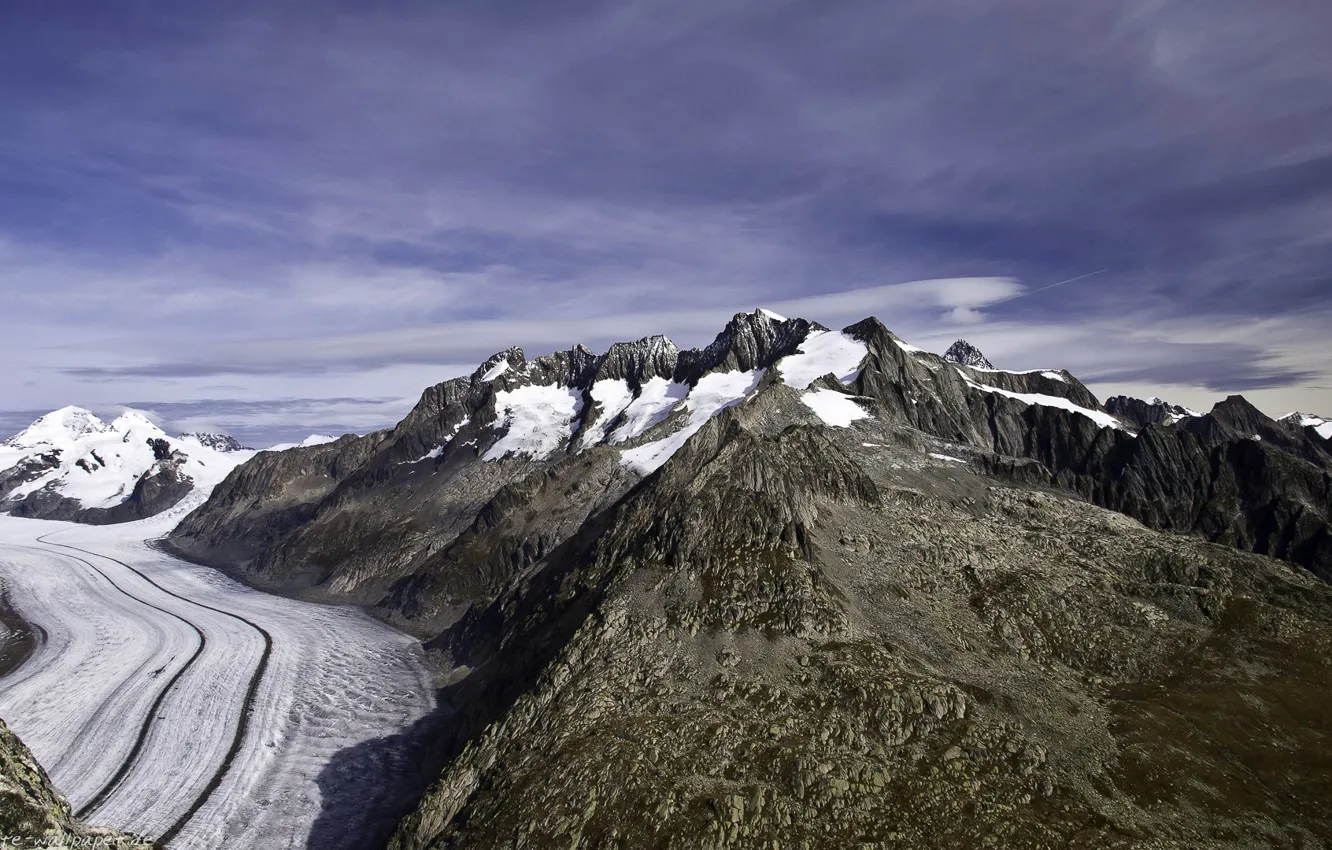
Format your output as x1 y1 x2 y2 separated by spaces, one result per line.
606 377 689 444
929 452 966 463
800 390 870 428
580 379 636 448
1285 412 1332 439
485 385 584 461
619 370 763 475
481 360 510 382
960 370 1122 430
778 330 868 389
1040 371 1068 382
401 418 470 464
758 307 787 321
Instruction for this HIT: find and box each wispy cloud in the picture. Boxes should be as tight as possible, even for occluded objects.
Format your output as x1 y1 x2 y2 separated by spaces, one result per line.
1 0 1330 439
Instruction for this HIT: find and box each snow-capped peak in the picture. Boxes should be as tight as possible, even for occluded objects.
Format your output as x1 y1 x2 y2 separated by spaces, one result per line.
2 406 109 449
757 307 788 321
942 339 994 370
109 409 165 435
0 406 259 518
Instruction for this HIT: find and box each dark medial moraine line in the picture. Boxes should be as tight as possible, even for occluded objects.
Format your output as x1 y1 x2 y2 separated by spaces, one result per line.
34 533 273 845
4 540 208 820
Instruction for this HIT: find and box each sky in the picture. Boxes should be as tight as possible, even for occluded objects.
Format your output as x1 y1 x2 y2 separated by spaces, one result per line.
1 0 1329 445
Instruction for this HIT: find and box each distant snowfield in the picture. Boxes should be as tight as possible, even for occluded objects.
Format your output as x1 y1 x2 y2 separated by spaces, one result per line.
0 509 436 850
0 407 258 512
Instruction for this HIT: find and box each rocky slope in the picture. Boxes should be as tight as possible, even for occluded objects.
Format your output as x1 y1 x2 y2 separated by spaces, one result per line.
0 408 255 524
389 391 1332 849
1 717 152 848
1103 395 1198 429
166 310 1332 848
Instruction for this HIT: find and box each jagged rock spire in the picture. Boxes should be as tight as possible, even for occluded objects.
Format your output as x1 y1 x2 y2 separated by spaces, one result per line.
942 339 993 369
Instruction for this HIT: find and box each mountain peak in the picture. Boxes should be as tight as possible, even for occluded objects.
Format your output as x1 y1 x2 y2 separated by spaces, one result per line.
3 406 108 448
942 339 994 369
1210 394 1270 425
597 335 682 387
0 405 256 522
110 409 160 430
678 310 815 383
474 347 525 383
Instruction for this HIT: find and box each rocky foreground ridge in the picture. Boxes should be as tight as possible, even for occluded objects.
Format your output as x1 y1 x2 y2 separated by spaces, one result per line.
167 311 1332 848
0 717 152 848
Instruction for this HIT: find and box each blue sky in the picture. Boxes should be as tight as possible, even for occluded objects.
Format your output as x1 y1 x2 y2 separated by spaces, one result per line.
1 0 1329 444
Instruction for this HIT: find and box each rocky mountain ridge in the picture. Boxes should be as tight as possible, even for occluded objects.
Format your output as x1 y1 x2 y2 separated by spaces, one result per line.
180 432 253 452
164 309 1332 848
169 310 1332 622
1103 394 1199 429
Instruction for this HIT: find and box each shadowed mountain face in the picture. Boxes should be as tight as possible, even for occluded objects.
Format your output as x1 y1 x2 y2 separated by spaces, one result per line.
166 311 1332 848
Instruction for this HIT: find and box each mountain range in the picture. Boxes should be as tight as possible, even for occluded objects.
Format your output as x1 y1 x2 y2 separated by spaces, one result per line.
5 309 1332 848
159 309 1332 848
166 309 1332 605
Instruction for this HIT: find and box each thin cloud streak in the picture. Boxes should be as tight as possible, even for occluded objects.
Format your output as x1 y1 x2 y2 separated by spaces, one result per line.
0 0 1329 435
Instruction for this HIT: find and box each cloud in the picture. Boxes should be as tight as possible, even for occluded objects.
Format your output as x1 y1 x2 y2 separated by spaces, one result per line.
943 307 985 325
0 0 1329 427
45 277 1018 379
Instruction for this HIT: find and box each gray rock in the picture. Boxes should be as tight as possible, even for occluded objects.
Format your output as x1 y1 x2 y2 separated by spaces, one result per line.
942 339 994 369
0 716 152 848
